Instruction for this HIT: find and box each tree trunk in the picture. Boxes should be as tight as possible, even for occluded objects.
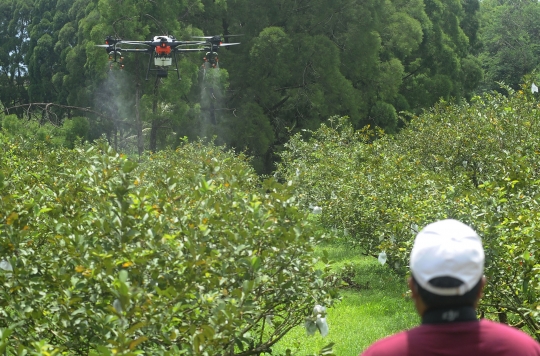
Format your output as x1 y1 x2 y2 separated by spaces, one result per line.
135 54 144 159
149 76 160 152
150 119 159 153
114 125 118 152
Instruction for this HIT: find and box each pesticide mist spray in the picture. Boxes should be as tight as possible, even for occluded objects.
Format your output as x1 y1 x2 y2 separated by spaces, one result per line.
93 66 136 153
199 62 225 140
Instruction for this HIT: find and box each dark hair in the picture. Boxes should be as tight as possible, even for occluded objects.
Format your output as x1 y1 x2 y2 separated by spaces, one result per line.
413 276 483 309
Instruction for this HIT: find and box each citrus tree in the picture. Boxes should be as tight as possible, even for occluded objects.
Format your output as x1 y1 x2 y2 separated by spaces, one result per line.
0 132 337 354
277 86 540 338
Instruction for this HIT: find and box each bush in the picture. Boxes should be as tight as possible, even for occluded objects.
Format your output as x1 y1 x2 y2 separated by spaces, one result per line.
1 114 66 146
0 134 337 354
63 116 90 148
277 87 540 338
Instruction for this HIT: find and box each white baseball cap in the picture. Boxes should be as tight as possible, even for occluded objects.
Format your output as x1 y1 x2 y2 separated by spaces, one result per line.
410 219 485 296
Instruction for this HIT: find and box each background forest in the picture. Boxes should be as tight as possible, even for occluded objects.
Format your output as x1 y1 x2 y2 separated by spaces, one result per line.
2 0 537 172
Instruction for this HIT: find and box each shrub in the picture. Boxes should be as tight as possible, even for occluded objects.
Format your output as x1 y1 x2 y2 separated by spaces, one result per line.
277 87 540 337
0 134 337 354
63 116 90 148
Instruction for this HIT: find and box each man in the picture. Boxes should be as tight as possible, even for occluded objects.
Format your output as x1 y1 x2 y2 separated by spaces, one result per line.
362 219 540 355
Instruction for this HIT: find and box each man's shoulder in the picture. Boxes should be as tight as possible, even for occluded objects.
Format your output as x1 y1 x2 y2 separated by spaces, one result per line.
476 319 540 354
361 320 540 356
478 319 540 343
360 330 409 356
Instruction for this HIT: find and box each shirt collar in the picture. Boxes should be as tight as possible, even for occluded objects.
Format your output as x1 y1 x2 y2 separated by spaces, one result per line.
422 306 478 324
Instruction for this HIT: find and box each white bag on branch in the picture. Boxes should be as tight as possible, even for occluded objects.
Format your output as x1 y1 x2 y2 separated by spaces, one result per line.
305 304 329 337
378 251 387 266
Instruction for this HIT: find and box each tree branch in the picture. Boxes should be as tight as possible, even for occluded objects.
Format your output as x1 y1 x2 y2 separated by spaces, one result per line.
3 103 131 127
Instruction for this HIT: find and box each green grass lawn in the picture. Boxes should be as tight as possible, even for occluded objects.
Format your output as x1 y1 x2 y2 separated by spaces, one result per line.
270 243 419 355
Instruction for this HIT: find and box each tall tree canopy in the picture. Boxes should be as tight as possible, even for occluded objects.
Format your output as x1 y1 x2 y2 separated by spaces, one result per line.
0 0 31 110
0 0 482 172
478 0 540 92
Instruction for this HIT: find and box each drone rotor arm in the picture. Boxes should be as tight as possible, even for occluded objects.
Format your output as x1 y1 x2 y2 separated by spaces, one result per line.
174 48 207 53
121 48 153 53
171 40 206 46
121 41 153 45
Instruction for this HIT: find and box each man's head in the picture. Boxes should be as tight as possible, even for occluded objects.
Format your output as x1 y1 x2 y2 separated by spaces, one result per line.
408 219 485 314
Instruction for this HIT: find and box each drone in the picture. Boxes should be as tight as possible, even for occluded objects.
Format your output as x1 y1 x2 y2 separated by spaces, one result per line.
97 34 240 80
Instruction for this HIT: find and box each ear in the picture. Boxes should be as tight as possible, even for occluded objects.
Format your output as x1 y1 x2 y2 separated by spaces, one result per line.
473 276 486 309
408 276 427 316
478 276 486 299
408 277 418 299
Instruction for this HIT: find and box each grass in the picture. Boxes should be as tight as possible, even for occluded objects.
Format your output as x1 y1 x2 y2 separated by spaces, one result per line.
269 243 419 355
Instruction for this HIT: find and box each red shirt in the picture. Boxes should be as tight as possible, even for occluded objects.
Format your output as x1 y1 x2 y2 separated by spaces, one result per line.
361 319 540 356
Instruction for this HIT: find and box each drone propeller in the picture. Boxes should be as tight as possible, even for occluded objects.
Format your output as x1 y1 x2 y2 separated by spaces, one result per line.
218 43 241 47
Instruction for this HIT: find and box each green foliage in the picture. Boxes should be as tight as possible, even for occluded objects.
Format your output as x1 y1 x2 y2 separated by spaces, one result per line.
277 87 540 338
0 134 336 354
1 115 23 134
0 0 30 110
1 0 484 173
478 0 540 92
0 113 77 147
63 116 90 148
370 102 398 133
